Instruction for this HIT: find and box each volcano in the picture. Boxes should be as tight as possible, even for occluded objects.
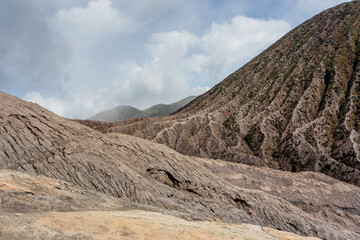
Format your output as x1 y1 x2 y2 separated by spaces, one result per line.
81 1 360 187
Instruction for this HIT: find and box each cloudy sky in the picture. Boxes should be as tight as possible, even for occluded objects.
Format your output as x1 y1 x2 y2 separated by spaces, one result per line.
0 0 349 119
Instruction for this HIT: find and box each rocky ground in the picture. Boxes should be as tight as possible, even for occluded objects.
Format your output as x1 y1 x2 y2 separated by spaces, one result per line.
1 92 360 239
1 211 321 240
0 170 323 240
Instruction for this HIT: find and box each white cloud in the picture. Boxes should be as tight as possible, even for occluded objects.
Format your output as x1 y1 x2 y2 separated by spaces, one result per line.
149 31 201 61
50 0 143 95
203 16 290 61
53 0 140 49
23 89 114 119
191 85 210 95
112 31 204 105
23 91 66 116
110 16 291 111
22 14 291 119
21 30 209 118
196 15 291 81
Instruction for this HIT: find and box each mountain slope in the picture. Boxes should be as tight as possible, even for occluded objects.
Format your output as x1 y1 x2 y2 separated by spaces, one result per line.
80 1 360 186
1 91 360 239
89 96 196 122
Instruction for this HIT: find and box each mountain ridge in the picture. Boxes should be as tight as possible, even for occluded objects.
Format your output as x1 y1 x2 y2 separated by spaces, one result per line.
89 96 197 122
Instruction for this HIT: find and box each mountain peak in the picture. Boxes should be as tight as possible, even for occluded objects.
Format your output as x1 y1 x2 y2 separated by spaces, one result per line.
89 96 197 122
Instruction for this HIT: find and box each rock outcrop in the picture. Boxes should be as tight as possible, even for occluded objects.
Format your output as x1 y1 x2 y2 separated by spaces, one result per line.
79 1 360 186
1 91 360 239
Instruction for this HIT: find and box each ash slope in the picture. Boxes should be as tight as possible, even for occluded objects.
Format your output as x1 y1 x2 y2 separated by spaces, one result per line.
1 92 360 240
82 1 360 186
0 171 319 240
89 96 197 122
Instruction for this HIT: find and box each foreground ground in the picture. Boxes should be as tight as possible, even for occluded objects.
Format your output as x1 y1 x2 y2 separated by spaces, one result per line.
0 170 319 240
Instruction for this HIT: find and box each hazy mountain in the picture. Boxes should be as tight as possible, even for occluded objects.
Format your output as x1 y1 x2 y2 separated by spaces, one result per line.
89 96 197 122
81 1 360 187
90 105 143 122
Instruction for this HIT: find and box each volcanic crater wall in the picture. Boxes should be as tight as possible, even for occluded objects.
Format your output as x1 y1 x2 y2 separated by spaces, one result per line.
79 1 360 186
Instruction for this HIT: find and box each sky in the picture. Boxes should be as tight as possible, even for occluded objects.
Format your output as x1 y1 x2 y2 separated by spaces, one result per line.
0 0 350 119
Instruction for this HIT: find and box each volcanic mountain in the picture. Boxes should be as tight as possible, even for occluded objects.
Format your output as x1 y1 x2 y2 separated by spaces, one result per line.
1 90 360 239
1 1 360 239
89 96 197 122
80 1 360 186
